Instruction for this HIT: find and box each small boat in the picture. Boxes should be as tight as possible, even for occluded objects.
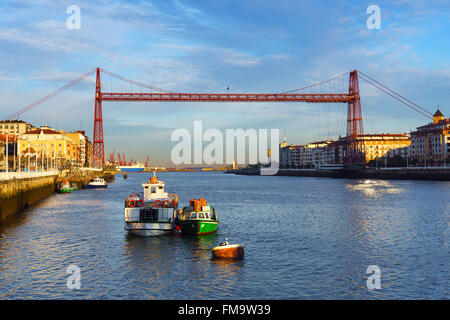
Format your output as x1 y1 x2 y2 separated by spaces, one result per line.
176 199 219 235
85 177 107 189
211 238 245 259
124 172 179 236
57 180 74 193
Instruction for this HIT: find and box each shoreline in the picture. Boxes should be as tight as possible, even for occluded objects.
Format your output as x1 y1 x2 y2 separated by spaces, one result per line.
226 167 450 181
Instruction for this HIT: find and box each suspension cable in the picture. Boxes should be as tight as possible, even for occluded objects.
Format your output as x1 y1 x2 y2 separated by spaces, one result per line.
359 71 433 116
5 68 97 120
359 74 432 119
280 72 350 94
100 68 179 94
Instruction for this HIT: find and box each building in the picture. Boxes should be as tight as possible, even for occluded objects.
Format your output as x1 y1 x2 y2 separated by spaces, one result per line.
280 133 410 169
280 144 301 168
18 127 79 169
360 134 410 162
0 120 34 136
65 130 91 166
280 139 335 169
409 109 450 165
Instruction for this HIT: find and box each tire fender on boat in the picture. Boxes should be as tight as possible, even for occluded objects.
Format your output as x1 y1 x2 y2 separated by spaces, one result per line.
154 200 163 207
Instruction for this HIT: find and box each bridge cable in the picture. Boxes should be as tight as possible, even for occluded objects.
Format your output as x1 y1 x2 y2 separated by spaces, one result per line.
358 74 432 119
5 68 97 120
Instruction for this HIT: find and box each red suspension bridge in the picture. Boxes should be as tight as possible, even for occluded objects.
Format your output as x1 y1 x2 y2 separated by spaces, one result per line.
5 67 433 168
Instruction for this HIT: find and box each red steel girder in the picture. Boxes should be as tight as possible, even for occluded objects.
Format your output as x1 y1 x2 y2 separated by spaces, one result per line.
100 92 355 103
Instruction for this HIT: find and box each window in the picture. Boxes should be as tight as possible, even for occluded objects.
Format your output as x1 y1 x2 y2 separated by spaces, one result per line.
191 212 197 219
151 187 156 193
198 213 205 219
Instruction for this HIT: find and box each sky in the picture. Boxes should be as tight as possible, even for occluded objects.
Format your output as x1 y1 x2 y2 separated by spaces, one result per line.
0 0 449 166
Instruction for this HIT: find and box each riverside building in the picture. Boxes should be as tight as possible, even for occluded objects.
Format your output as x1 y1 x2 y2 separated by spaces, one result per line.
409 109 450 165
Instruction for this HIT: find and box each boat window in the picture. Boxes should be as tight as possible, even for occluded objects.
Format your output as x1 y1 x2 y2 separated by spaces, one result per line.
204 213 209 219
151 187 156 193
191 212 197 218
198 213 204 219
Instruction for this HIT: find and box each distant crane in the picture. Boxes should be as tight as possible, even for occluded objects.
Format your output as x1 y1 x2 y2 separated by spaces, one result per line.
109 150 116 164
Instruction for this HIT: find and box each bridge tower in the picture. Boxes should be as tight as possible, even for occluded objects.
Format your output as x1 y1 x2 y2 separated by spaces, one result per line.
345 70 365 167
93 68 104 167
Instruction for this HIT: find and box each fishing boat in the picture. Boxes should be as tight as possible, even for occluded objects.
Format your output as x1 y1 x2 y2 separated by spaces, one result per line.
176 199 219 235
211 238 245 259
85 177 107 189
57 180 74 193
124 172 179 236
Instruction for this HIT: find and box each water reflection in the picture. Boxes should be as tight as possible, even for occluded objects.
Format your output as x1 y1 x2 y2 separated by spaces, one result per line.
346 179 403 198
0 172 447 299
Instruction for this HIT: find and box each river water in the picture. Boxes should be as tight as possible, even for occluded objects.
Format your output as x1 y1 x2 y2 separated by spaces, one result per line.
0 172 448 299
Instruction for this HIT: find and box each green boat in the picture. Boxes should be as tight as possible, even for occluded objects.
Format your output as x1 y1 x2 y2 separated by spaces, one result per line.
177 199 219 235
57 181 76 193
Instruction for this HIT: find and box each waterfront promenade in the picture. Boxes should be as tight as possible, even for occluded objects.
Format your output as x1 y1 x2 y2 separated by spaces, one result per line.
0 170 58 181
0 168 103 221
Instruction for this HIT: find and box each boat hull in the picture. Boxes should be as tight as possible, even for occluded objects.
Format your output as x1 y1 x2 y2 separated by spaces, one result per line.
57 188 72 193
125 222 174 236
180 220 219 235
118 167 144 172
85 184 107 189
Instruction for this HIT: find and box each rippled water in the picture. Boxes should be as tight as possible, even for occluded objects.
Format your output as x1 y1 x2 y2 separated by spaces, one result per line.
0 172 448 299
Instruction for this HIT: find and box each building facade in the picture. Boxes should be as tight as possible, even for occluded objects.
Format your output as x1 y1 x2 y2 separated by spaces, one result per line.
280 134 411 169
0 120 34 136
65 131 91 166
409 109 450 165
18 127 79 168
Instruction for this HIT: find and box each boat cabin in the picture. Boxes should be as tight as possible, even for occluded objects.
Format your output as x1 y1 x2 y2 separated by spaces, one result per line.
180 205 217 221
142 174 169 202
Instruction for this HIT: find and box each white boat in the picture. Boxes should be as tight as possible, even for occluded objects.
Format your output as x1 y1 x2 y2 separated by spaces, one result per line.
85 177 107 188
124 172 179 236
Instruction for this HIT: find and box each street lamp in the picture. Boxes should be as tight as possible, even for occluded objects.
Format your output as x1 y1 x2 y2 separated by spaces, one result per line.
5 130 8 176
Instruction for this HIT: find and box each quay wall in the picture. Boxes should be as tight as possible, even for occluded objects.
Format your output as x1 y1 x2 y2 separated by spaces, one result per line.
275 168 450 181
1 169 106 222
0 175 56 222
230 168 450 181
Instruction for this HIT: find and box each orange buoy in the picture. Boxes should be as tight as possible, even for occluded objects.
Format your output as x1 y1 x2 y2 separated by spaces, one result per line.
212 244 244 259
211 239 244 259
163 200 171 208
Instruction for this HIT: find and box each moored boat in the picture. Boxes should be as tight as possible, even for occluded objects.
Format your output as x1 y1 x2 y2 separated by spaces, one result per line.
85 177 107 189
176 199 219 235
57 180 74 193
124 172 179 236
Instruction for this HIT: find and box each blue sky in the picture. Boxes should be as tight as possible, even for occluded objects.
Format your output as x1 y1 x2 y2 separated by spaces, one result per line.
0 0 449 165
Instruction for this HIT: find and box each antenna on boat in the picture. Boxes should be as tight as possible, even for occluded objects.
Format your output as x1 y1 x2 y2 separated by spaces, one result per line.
150 170 158 184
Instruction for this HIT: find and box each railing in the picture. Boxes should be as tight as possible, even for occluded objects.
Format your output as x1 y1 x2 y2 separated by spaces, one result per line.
0 170 59 181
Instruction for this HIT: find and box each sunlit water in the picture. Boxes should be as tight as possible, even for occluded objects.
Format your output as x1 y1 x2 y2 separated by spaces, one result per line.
0 172 448 299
